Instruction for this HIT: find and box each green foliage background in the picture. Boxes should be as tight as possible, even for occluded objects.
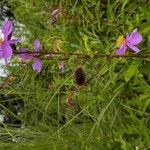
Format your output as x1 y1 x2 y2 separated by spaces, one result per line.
0 0 150 149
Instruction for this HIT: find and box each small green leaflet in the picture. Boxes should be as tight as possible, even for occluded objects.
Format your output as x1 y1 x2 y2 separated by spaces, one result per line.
83 35 95 57
124 60 140 82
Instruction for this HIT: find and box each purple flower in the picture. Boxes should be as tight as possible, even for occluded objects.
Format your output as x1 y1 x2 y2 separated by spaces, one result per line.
32 39 42 73
115 28 143 55
0 20 20 59
59 61 65 73
50 9 61 26
19 39 42 73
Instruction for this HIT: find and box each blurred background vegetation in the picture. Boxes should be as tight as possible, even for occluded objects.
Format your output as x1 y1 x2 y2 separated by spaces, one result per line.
0 0 150 149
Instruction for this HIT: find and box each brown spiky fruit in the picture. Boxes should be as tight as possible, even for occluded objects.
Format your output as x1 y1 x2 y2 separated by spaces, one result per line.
74 67 85 86
66 97 74 107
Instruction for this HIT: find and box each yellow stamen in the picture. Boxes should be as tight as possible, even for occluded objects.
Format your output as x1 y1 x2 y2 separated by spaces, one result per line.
0 39 3 46
116 36 126 47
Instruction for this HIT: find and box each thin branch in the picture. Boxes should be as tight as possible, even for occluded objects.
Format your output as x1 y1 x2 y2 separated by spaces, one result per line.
14 51 150 59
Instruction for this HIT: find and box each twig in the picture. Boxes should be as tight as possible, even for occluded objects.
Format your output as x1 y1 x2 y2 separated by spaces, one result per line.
15 51 150 59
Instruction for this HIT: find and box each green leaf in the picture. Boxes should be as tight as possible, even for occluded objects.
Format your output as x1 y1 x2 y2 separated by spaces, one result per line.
82 35 95 57
141 21 150 33
124 60 140 82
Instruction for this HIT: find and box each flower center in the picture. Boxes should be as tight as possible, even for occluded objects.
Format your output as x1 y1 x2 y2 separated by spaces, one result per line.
116 36 126 47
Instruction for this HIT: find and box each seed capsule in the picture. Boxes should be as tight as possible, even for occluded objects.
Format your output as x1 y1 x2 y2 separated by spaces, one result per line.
66 97 74 107
74 67 85 86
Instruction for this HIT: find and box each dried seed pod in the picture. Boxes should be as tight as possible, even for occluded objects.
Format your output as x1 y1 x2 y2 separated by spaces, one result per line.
66 97 74 107
74 67 85 86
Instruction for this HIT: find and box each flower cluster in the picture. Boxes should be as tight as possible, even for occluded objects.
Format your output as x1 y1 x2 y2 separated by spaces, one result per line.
0 20 143 73
0 21 43 73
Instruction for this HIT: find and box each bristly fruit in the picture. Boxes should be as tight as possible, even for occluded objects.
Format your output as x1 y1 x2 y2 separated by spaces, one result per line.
74 67 85 86
66 97 74 107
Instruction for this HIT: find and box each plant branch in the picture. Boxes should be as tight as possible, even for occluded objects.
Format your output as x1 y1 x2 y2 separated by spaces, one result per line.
14 51 150 60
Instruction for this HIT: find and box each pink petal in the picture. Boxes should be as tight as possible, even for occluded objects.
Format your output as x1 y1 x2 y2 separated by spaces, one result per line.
60 61 65 73
0 50 2 57
8 38 21 44
126 28 143 45
34 39 41 52
127 43 140 53
115 45 127 55
19 48 32 61
51 9 61 17
2 21 13 40
2 42 13 59
32 59 42 73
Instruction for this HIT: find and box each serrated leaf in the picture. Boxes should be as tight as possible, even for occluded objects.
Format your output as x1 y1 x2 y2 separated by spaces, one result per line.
141 21 150 33
52 39 63 52
82 35 94 57
124 60 140 82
